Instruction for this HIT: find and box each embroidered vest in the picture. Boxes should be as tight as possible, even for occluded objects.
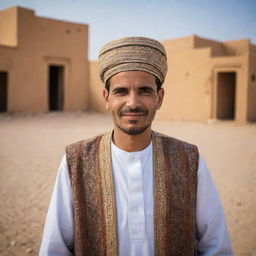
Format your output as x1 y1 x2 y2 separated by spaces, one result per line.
66 130 199 256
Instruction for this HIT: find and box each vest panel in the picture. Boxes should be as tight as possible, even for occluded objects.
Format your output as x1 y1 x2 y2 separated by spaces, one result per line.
66 131 199 256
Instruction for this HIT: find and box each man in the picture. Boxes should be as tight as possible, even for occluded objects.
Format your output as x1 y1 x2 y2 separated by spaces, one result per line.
40 37 233 256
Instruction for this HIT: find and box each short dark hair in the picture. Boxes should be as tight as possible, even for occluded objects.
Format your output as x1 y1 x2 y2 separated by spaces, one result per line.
105 77 162 92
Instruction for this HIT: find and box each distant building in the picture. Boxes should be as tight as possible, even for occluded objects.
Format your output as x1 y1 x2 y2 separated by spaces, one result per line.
1 6 256 122
160 36 256 123
0 6 89 112
90 36 256 123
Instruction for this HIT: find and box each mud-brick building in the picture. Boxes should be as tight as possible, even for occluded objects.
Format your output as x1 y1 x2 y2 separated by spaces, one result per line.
160 36 256 123
0 6 89 112
1 6 256 123
90 35 256 123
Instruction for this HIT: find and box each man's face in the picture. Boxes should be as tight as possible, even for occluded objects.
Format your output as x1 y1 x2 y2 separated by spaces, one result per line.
103 71 164 135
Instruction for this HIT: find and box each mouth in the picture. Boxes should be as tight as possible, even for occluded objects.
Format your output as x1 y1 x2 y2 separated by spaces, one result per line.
122 112 145 117
121 112 147 120
119 107 148 120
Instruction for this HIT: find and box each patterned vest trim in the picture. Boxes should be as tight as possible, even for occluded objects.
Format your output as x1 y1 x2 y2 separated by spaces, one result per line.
66 130 199 256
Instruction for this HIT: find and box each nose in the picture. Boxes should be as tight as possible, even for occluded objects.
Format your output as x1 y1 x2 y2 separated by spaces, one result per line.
126 91 141 109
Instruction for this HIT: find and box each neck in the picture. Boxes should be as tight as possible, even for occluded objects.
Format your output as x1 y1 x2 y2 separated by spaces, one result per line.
112 126 152 152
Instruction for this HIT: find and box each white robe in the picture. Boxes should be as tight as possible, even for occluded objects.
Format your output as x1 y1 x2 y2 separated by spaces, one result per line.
39 141 233 256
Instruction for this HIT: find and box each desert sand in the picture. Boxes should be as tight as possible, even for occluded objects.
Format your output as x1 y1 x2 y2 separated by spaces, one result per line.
0 112 255 255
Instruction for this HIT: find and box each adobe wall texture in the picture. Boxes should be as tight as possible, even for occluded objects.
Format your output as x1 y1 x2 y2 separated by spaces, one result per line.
88 61 107 113
159 42 213 121
0 6 89 112
248 45 256 121
0 7 17 47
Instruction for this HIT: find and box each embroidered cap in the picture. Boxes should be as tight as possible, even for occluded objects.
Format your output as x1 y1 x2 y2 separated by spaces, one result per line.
98 36 168 84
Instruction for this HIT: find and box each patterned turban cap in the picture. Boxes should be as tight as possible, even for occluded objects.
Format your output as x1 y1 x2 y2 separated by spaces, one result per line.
98 36 168 84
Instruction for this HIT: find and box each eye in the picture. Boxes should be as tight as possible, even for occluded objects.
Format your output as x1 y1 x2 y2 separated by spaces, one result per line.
112 87 128 95
139 87 154 95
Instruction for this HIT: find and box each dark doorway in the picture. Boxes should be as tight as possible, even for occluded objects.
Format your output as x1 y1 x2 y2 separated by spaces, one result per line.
48 65 64 111
0 71 8 112
217 72 236 120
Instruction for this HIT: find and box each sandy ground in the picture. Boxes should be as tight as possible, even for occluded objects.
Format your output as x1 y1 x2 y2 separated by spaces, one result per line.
0 112 255 256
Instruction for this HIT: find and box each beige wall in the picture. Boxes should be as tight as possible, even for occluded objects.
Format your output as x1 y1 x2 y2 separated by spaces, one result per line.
157 36 254 123
157 45 212 121
163 35 194 52
194 36 225 56
0 7 17 47
224 39 250 56
0 6 89 112
88 61 107 113
247 45 256 121
88 35 255 123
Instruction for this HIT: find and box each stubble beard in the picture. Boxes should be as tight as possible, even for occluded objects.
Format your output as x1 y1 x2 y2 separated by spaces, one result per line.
116 120 151 135
113 106 153 135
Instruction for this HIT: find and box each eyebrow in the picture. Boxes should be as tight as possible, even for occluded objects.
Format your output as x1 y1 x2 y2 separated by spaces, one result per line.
111 86 128 93
138 86 154 91
111 85 155 94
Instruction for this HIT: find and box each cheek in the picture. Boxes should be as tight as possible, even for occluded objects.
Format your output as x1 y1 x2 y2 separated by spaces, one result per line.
145 99 159 111
108 99 124 111
108 105 121 120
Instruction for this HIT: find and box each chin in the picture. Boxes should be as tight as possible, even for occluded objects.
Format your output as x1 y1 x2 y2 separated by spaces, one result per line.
118 124 150 136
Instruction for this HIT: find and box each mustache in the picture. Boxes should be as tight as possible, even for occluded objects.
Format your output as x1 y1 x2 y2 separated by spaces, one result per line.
119 107 148 116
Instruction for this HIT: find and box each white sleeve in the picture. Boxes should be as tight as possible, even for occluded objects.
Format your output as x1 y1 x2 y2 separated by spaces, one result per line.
196 155 233 256
39 155 74 256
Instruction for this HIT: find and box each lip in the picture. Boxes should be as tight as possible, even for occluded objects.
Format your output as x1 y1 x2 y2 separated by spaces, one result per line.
121 113 146 120
122 112 146 116
122 112 145 116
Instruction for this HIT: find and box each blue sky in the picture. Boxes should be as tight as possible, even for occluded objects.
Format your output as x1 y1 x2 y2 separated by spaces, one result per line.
0 0 255 60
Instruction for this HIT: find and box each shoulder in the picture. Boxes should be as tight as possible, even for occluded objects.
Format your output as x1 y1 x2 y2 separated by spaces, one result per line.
153 131 199 172
66 133 104 149
153 130 198 152
65 132 106 154
65 132 108 168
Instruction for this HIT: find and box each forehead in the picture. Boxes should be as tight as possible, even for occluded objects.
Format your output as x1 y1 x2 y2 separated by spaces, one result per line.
109 71 156 89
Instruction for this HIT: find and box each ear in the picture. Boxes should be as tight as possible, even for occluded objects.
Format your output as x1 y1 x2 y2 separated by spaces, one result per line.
156 88 164 110
103 88 109 110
